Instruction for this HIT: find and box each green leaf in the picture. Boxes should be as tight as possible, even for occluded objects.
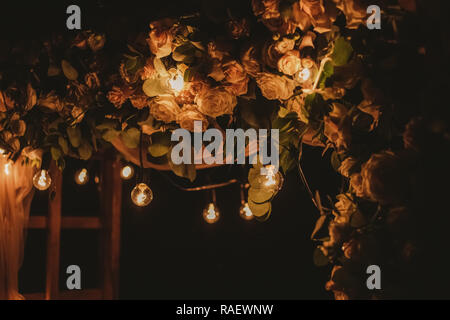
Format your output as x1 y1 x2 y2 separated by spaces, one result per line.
313 247 329 267
102 129 120 142
172 43 195 63
280 147 297 174
248 200 271 218
319 61 334 88
331 37 353 67
148 131 172 157
67 127 82 148
121 128 141 149
61 60 78 80
248 187 275 204
58 137 69 155
168 155 196 182
311 215 328 240
51 147 62 161
78 141 93 160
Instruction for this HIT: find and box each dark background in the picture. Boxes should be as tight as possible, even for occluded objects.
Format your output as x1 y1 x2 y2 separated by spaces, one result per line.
8 0 340 299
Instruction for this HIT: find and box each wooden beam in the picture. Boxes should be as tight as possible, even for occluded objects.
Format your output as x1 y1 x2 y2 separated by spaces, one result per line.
24 289 103 300
100 153 122 300
45 161 62 300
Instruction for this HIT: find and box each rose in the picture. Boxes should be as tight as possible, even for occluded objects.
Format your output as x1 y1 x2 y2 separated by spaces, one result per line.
107 86 127 109
334 0 368 29
38 91 63 112
149 95 181 123
262 41 281 69
350 173 365 198
223 61 248 84
241 45 261 77
207 41 232 62
147 19 175 58
130 94 149 110
338 156 358 178
262 17 296 35
177 104 208 132
256 72 296 100
278 50 301 75
285 95 308 123
361 151 409 205
252 0 280 18
334 193 357 224
274 37 296 54
300 0 336 33
10 113 26 137
195 87 237 117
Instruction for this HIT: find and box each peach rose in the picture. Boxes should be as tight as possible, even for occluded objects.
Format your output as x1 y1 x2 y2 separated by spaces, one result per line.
147 19 175 58
149 95 181 123
278 50 302 75
274 37 296 54
223 61 248 84
256 73 296 100
177 104 208 132
195 87 237 117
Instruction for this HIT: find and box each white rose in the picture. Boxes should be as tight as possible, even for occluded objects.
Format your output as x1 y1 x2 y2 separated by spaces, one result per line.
195 87 237 117
256 73 296 100
277 50 302 76
149 95 181 123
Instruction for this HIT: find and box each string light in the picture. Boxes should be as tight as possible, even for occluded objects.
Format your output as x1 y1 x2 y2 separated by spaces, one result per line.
203 202 220 224
298 67 311 82
131 183 153 207
262 165 283 191
74 168 89 185
120 165 135 180
0 148 6 156
239 202 254 221
33 169 52 191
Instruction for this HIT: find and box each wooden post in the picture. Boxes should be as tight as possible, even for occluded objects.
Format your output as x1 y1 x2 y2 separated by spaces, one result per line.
100 152 122 299
45 161 62 300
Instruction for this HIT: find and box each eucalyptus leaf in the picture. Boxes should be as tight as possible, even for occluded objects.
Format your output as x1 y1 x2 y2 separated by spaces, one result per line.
67 127 82 148
78 141 93 160
61 60 78 80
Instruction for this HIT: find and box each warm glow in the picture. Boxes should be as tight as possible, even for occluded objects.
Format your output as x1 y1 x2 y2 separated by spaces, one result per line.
33 169 52 191
131 183 153 207
75 168 89 185
203 203 220 224
264 165 276 187
120 165 134 180
239 202 254 221
0 148 5 156
298 68 311 82
4 162 11 175
169 73 184 94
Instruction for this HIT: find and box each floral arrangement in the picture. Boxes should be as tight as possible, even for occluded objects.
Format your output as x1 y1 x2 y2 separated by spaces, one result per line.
1 0 443 299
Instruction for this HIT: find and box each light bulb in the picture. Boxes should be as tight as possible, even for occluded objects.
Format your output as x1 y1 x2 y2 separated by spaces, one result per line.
0 148 6 156
168 72 184 94
74 168 89 185
262 165 283 191
203 202 220 224
131 183 153 207
120 165 135 180
33 169 52 191
239 202 254 221
298 68 311 82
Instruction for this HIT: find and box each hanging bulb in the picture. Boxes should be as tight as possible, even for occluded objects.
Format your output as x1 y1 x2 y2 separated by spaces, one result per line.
168 69 184 94
33 169 52 191
298 67 311 82
74 168 89 185
0 148 6 156
203 202 220 224
239 202 254 221
262 165 284 191
131 183 153 207
120 165 135 180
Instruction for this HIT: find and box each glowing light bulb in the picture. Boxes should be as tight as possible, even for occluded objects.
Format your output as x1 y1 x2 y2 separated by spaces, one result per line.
120 165 135 180
131 183 153 207
203 203 220 224
262 165 283 191
298 68 311 82
239 202 254 221
4 162 11 175
169 73 184 94
75 168 89 185
0 148 6 156
33 169 52 191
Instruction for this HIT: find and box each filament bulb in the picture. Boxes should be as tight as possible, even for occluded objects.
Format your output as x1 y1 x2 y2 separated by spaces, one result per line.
131 183 153 207
120 165 135 180
75 168 89 185
168 72 184 94
33 169 52 191
203 203 220 224
262 165 283 191
239 202 254 221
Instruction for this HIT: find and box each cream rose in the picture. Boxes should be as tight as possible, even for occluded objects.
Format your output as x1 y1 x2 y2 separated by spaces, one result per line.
274 38 296 54
223 61 248 84
147 19 175 58
177 104 208 132
256 73 296 100
195 87 237 117
278 50 302 76
149 95 181 123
